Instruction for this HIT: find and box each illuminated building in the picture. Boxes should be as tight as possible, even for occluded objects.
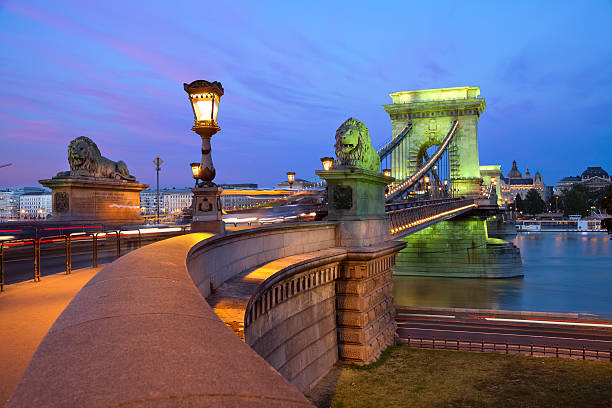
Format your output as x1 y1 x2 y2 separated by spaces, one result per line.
499 160 547 203
556 167 611 193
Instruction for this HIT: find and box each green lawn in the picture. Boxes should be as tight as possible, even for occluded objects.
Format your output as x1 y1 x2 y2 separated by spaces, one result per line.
307 346 612 408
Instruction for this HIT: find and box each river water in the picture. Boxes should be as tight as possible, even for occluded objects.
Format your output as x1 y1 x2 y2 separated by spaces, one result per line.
393 232 612 317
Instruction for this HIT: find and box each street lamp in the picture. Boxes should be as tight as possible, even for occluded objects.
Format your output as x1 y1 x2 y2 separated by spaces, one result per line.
320 157 333 171
190 163 201 187
184 80 224 185
382 169 391 177
287 172 296 189
184 79 225 233
153 156 163 224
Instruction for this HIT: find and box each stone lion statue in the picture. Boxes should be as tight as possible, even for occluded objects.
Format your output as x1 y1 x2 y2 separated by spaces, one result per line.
59 136 135 180
334 118 380 171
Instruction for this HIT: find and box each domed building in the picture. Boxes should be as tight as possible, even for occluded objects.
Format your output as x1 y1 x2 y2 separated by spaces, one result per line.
556 166 611 192
499 160 547 204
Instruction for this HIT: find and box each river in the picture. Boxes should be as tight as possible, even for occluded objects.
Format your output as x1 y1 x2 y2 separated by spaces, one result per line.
393 232 612 317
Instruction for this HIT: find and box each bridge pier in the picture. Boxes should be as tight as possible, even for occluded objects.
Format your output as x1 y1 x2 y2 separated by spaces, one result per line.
394 216 523 278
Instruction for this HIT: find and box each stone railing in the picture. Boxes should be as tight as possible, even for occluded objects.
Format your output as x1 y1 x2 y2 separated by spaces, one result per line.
7 233 314 407
244 249 346 393
187 222 337 298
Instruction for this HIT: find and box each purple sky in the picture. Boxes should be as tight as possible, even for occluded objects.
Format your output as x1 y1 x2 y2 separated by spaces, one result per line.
1 1 611 189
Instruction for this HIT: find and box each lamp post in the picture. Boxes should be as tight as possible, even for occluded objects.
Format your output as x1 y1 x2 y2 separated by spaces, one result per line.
382 169 391 177
184 80 225 233
153 156 163 224
286 172 295 189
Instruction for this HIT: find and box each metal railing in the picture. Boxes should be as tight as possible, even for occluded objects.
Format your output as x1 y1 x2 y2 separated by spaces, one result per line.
388 199 476 235
0 226 190 292
400 336 612 362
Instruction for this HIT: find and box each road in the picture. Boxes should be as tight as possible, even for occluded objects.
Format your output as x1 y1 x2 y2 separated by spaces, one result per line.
396 307 612 356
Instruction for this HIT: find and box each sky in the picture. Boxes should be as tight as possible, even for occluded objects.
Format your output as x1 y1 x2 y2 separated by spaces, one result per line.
1 1 611 189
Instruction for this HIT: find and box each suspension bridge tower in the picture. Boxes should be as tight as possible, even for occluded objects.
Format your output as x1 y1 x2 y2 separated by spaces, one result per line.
383 86 485 197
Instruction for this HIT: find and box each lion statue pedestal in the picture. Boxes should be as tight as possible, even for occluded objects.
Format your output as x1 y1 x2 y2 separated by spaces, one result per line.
39 137 149 227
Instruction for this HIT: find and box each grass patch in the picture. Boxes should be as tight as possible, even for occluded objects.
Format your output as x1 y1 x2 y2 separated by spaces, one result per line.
311 346 612 408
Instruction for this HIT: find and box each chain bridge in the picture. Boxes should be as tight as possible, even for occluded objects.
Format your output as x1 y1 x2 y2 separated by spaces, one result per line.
373 86 522 278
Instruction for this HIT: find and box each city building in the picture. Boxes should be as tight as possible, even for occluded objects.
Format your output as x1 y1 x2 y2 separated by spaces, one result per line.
140 188 193 215
221 188 293 210
0 187 49 220
140 186 294 215
19 191 52 219
499 160 547 204
0 189 20 219
277 177 324 190
556 166 611 193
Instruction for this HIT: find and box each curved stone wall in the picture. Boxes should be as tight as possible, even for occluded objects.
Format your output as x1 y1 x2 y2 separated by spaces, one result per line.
8 233 313 407
187 222 337 298
244 250 346 393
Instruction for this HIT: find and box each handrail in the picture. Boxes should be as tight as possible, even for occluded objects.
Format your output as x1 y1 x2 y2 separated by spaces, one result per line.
388 199 476 235
0 227 189 292
378 124 412 160
386 120 459 202
400 335 612 362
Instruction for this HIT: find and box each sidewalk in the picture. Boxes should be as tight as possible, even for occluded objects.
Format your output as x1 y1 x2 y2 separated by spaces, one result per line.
0 267 100 406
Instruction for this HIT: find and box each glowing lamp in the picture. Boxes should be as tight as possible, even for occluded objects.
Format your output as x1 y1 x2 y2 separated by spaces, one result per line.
443 179 448 186
287 172 295 188
320 157 334 171
184 80 224 126
190 162 201 185
424 176 430 184
490 176 495 184
383 169 391 177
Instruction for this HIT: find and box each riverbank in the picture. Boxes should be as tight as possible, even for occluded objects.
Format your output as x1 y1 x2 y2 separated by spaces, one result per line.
307 346 612 408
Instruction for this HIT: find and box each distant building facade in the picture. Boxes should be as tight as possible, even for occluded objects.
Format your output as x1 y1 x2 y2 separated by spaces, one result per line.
499 160 547 204
277 178 324 190
139 186 295 214
19 192 52 218
140 188 193 215
556 167 611 193
0 187 49 220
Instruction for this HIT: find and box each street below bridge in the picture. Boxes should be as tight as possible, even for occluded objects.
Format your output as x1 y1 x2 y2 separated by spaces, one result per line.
396 306 612 356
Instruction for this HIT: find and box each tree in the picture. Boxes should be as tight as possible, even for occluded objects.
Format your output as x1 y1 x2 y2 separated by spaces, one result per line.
596 184 612 214
523 189 546 215
548 194 563 213
514 194 524 213
562 184 590 217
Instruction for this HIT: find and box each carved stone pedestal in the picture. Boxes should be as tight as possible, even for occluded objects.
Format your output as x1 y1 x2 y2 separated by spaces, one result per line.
336 243 405 364
39 176 148 227
317 166 405 364
191 186 224 233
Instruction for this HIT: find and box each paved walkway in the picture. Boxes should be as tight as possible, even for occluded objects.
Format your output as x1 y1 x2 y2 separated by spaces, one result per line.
0 267 100 406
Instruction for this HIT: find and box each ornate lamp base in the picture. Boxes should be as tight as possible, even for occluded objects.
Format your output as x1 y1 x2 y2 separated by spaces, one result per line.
191 186 224 233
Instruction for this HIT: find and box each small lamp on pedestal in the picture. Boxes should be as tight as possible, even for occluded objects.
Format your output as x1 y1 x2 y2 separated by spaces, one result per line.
382 169 391 178
320 157 334 171
190 162 201 187
287 172 295 189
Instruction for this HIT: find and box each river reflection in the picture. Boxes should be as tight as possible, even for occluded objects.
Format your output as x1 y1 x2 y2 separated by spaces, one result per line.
393 232 612 317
